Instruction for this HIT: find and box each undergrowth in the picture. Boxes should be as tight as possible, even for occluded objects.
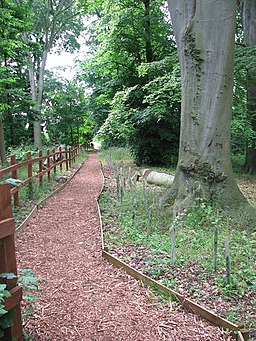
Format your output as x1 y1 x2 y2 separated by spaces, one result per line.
98 147 134 166
99 151 256 332
0 270 41 338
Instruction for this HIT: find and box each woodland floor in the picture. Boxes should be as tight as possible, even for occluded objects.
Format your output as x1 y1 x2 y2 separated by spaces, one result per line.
16 152 233 340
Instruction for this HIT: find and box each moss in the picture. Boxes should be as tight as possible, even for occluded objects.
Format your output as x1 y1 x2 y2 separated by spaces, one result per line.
184 31 203 73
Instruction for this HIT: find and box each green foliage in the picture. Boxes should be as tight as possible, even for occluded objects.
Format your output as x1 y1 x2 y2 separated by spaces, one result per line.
100 162 256 301
0 0 34 155
0 270 41 337
232 44 256 155
0 284 11 316
98 147 134 165
44 75 93 146
0 311 13 338
18 269 42 318
95 55 181 165
5 178 23 187
80 0 180 166
0 274 13 337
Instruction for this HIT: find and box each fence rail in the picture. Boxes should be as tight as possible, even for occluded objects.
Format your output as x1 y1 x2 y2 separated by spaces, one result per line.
0 145 83 207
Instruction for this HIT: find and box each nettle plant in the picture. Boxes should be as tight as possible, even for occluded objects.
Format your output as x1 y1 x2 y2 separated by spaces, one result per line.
0 273 17 337
0 270 41 337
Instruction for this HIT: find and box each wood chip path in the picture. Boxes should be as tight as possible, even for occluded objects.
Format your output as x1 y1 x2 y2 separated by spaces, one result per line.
16 153 230 340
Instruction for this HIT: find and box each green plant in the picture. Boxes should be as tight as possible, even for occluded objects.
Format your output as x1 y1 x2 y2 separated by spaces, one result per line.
225 306 240 323
148 282 179 304
18 269 42 319
98 147 134 166
216 276 244 297
0 273 17 337
100 155 256 330
0 270 41 338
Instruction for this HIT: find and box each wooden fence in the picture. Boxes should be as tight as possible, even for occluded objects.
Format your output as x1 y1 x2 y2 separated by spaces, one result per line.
0 146 82 207
0 184 23 340
0 145 83 338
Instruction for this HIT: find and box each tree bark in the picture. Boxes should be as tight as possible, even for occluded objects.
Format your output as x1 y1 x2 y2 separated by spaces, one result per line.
166 0 247 213
22 32 43 150
243 0 256 173
142 0 154 62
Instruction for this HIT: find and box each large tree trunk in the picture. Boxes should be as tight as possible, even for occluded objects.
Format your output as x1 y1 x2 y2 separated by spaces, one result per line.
166 0 247 213
243 0 256 173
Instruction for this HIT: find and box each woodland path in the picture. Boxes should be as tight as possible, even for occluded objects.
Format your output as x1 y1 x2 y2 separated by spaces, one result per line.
16 152 229 340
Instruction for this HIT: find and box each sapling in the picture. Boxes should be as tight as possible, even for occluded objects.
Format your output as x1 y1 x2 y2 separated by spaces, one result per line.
143 180 147 206
147 204 153 235
157 200 162 231
129 177 136 226
119 165 124 203
213 225 218 272
225 219 230 285
123 163 126 190
116 172 120 201
213 213 219 272
170 223 176 266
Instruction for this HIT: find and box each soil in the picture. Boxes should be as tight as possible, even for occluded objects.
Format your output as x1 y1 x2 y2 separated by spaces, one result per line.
16 153 231 340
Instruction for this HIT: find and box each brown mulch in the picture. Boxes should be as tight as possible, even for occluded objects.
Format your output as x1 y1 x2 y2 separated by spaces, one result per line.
16 152 231 340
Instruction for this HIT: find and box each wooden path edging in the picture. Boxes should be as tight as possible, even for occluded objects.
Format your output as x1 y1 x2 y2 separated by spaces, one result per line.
16 162 84 235
97 162 249 341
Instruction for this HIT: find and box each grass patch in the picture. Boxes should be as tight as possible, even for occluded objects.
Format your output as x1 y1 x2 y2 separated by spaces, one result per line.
98 147 134 166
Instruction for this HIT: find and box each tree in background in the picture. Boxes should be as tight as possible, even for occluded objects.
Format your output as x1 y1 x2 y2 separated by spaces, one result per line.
165 0 249 213
44 73 92 146
81 0 180 165
242 0 256 173
20 0 84 149
96 56 181 166
0 0 32 164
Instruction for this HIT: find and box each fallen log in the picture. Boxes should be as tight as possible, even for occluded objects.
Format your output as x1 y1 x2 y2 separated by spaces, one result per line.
141 169 174 187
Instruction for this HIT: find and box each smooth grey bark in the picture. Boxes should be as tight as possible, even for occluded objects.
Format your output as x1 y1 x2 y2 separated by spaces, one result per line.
165 0 247 213
243 0 256 173
22 31 46 150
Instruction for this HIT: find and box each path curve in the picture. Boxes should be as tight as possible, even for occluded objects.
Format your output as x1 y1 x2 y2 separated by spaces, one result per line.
16 153 228 340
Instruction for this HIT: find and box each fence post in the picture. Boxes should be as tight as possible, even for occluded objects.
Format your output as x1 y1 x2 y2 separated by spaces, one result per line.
74 147 76 163
71 147 74 164
39 150 43 187
0 184 23 340
65 147 69 171
59 146 62 172
52 149 56 174
47 149 51 181
11 155 19 207
27 151 33 199
69 148 72 168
